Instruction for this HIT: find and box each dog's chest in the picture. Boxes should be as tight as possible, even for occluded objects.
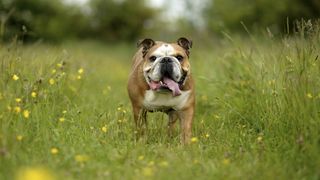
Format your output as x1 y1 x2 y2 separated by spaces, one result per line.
143 90 191 111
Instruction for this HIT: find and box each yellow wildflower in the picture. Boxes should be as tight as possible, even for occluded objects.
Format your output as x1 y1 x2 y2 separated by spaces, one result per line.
268 79 275 86
14 106 21 113
191 137 198 143
23 110 30 119
15 98 22 103
222 158 230 165
193 159 199 164
57 63 62 67
49 78 55 85
31 92 37 98
62 110 67 114
142 167 154 177
78 68 84 74
17 135 23 141
12 74 19 81
51 69 57 74
138 155 144 161
75 154 89 163
101 126 107 133
16 167 55 180
148 161 155 166
51 148 59 155
77 75 82 80
257 136 263 142
159 161 169 167
306 93 313 99
58 117 65 122
205 133 210 138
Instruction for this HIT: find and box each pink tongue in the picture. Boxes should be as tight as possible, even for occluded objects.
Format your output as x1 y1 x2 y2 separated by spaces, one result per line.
163 77 181 96
149 81 161 90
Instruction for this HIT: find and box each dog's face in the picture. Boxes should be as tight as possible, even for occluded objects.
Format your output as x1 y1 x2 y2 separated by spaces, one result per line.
138 37 192 96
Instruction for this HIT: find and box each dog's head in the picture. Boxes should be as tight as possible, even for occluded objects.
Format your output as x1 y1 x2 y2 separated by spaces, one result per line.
137 37 192 96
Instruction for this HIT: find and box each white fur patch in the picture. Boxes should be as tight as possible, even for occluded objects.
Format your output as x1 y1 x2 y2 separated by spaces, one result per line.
153 44 175 56
143 90 191 111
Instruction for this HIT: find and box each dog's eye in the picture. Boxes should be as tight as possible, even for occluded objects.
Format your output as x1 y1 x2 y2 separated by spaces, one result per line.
149 56 157 62
176 55 183 61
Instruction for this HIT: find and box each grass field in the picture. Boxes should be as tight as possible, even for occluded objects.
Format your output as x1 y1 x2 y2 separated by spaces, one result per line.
1 23 320 179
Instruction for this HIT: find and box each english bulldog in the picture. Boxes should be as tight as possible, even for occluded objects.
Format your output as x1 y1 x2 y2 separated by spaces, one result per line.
127 37 195 144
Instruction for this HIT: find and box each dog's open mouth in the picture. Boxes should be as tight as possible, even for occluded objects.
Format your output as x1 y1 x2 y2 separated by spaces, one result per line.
149 77 181 96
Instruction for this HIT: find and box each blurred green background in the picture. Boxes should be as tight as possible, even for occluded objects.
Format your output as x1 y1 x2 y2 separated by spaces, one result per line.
1 0 319 43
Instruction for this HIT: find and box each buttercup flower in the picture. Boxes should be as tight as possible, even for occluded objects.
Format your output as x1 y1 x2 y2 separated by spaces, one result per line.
306 93 313 99
142 167 154 177
101 126 107 133
51 148 59 155
159 161 169 167
191 137 198 143
49 78 55 85
58 117 65 122
222 158 230 165
23 110 30 119
17 135 23 141
148 161 154 166
15 98 22 103
12 74 19 81
14 106 21 113
75 154 89 163
138 155 144 160
31 92 37 98
16 167 55 180
78 68 84 74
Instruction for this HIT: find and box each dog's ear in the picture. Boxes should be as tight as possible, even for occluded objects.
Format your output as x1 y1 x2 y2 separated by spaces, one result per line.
137 38 155 57
177 37 192 56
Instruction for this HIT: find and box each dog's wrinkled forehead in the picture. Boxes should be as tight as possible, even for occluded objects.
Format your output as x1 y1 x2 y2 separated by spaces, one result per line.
152 44 175 56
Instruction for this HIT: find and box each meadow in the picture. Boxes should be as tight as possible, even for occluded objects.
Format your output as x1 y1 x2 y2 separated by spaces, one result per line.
1 22 320 180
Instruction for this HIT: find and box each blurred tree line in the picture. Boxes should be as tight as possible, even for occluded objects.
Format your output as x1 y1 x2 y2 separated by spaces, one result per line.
204 0 320 34
0 0 156 42
0 0 320 43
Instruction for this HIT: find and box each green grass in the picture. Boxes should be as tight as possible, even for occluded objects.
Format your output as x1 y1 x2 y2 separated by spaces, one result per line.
1 24 320 179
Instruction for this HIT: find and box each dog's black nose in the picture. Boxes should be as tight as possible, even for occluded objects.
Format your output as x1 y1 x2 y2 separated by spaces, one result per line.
160 57 174 77
161 57 173 63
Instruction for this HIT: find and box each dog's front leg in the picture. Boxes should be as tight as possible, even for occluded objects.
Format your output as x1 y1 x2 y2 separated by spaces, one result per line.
133 106 148 139
168 111 179 138
178 107 194 144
